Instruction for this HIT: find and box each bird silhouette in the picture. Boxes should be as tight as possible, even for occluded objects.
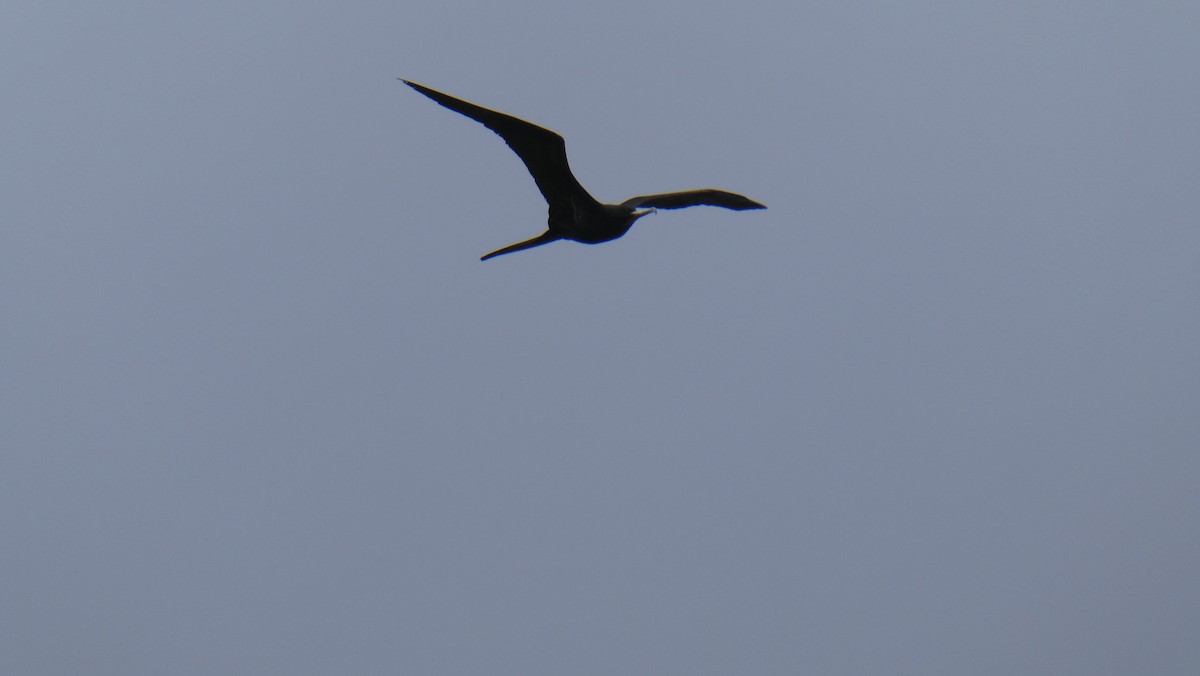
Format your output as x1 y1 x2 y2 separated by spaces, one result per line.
401 80 766 261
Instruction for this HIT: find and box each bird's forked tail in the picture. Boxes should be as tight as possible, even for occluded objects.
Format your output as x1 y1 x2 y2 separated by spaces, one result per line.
480 232 562 261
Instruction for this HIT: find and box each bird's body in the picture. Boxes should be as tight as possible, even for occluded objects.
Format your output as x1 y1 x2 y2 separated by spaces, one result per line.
401 80 765 261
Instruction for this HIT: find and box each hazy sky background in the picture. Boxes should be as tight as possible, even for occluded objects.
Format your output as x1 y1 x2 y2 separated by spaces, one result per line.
3 2 1198 674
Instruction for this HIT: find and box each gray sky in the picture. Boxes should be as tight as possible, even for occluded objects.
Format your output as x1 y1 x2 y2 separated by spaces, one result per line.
3 2 1198 674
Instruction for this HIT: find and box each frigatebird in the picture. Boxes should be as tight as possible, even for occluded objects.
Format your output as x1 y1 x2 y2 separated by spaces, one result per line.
401 80 765 261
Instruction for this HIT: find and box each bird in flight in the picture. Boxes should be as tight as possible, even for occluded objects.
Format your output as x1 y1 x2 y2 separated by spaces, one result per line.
401 80 766 261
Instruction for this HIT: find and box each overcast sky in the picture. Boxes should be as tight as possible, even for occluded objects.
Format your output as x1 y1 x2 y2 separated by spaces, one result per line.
3 2 1198 674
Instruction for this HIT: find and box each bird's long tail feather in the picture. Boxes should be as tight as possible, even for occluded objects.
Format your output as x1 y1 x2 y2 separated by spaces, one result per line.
480 232 561 261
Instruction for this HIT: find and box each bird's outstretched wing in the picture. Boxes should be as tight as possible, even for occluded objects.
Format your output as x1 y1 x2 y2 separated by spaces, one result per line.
401 80 598 218
621 189 766 211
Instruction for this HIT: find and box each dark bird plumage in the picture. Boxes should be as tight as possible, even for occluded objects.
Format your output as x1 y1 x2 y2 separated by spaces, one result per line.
401 80 765 261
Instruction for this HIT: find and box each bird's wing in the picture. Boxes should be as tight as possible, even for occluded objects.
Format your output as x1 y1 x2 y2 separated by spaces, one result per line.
402 80 598 216
621 189 766 211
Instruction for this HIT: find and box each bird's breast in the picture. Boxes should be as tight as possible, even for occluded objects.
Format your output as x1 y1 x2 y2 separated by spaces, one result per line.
552 205 636 244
